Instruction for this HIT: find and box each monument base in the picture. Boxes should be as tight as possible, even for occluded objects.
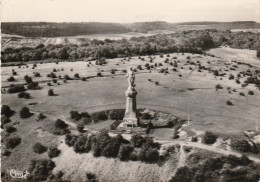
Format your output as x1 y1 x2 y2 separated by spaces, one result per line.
121 117 139 127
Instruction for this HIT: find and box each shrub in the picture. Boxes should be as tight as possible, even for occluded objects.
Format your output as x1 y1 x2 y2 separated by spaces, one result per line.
7 76 15 82
27 82 39 90
24 75 33 83
229 74 235 80
55 119 68 129
100 136 122 158
12 71 17 75
5 125 17 133
34 72 41 77
74 73 80 78
28 159 55 181
239 92 245 96
18 92 31 99
74 135 92 153
91 111 108 122
231 139 253 153
109 109 125 120
70 111 90 121
33 142 47 154
37 113 46 120
141 112 151 120
155 81 159 85
64 75 71 80
159 68 165 73
97 72 102 77
213 70 219 76
257 49 260 58
1 116 11 128
248 91 254 95
20 107 32 118
48 89 54 96
8 84 25 93
6 136 21 149
145 148 159 163
191 136 198 142
131 134 146 148
48 146 61 158
82 77 86 81
65 134 78 147
1 105 14 117
236 79 240 84
226 100 233 105
215 84 222 90
110 120 122 130
86 172 96 181
77 122 85 133
47 72 57 78
202 131 218 144
118 145 134 161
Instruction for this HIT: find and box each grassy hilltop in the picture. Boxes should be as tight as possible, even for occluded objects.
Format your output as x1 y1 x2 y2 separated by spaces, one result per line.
1 22 260 181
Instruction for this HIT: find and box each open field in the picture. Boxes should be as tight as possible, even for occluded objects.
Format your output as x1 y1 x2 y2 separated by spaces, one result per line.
2 50 259 134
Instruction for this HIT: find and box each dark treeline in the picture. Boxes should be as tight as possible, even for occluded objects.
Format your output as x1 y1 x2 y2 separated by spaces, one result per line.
2 29 260 63
2 22 131 37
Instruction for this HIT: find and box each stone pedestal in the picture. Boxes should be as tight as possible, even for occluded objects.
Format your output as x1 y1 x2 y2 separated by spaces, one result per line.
122 87 139 127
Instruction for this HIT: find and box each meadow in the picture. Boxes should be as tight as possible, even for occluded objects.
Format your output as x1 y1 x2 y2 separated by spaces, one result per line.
1 47 260 181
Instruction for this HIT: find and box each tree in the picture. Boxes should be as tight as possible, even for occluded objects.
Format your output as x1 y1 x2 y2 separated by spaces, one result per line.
33 142 47 154
28 159 55 181
57 48 69 60
8 84 25 93
1 105 14 117
48 146 61 158
6 136 21 149
131 134 146 148
48 89 54 96
109 109 125 120
118 145 134 161
1 116 11 128
55 119 68 129
20 107 32 118
27 82 39 90
202 131 218 144
145 148 159 163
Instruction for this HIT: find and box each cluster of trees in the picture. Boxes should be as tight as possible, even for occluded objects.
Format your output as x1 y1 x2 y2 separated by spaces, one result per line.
170 154 260 182
1 29 220 63
65 130 161 163
3 29 259 64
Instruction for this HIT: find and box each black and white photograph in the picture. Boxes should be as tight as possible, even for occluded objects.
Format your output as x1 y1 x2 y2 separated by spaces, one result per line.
1 0 260 181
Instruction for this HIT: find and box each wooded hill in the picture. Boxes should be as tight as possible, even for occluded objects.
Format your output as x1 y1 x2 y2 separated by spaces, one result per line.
2 21 260 37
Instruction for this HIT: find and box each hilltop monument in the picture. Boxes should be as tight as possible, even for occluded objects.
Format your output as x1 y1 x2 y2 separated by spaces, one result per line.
122 67 139 127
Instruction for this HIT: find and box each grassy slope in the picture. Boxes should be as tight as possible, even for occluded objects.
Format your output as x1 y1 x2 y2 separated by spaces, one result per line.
1 49 260 180
2 52 259 134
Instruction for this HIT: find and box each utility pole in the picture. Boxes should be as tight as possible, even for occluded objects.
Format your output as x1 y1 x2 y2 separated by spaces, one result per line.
256 108 259 131
188 104 190 125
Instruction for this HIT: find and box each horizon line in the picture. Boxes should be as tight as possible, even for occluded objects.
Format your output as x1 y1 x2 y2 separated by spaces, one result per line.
1 20 259 24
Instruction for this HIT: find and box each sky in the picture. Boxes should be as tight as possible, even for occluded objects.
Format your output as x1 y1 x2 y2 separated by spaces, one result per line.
1 0 260 23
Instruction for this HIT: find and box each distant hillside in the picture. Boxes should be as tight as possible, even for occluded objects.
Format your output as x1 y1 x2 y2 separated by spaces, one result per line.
2 21 260 37
175 21 260 30
1 22 131 37
123 21 175 33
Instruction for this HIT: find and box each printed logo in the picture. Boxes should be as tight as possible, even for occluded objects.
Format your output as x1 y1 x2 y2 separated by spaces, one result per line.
9 169 30 179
